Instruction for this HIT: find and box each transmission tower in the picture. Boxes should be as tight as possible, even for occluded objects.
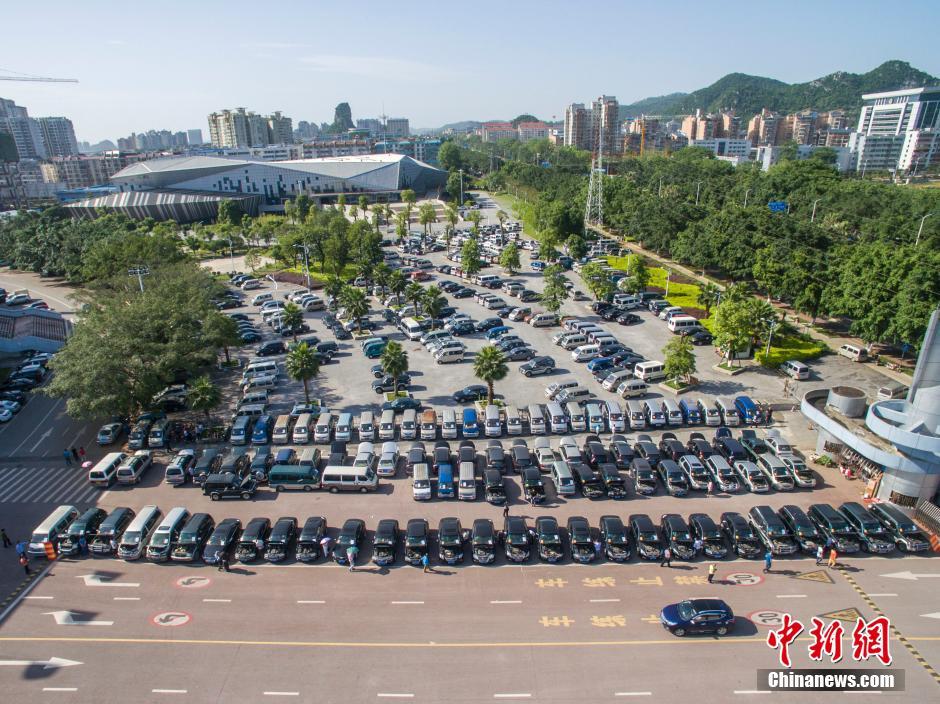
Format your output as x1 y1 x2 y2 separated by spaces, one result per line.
584 102 605 237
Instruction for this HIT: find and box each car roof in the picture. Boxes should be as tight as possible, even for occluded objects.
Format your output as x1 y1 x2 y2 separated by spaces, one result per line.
341 518 364 532
406 518 428 535
376 519 398 533
689 598 730 613
536 516 558 530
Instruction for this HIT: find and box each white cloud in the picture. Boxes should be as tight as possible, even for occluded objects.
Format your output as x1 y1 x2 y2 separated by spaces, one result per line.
299 54 458 81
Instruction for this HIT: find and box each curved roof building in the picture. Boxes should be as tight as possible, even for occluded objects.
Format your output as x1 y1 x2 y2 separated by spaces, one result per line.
65 153 446 222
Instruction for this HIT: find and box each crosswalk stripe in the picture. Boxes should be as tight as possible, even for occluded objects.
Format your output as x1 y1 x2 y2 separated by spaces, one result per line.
73 484 102 504
49 474 89 502
0 468 33 500
0 466 91 504
2 471 50 502
25 470 77 502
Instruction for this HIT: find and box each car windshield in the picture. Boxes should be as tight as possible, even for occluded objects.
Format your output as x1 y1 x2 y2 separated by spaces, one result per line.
509 533 527 544
677 601 695 620
638 470 655 480
900 525 922 535
209 533 230 545
150 533 169 547
121 531 141 544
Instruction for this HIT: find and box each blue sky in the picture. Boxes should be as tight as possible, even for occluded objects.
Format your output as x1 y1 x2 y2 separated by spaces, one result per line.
3 0 939 142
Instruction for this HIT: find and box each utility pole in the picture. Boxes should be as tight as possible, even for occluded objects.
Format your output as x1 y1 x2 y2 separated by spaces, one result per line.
764 319 778 358
695 181 702 206
658 177 663 198
128 266 150 293
294 243 311 290
916 213 934 246
744 189 750 207
584 100 605 237
811 198 821 223
225 237 236 273
459 169 464 207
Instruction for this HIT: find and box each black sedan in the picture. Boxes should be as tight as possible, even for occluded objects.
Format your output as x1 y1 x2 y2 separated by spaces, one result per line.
475 317 503 332
600 515 631 561
567 516 596 563
381 397 422 412
471 518 496 564
616 312 642 325
453 385 488 403
202 518 241 565
502 516 531 563
535 516 563 563
437 517 467 565
661 599 734 637
519 356 556 377
372 374 411 394
333 518 366 565
372 519 399 566
504 346 536 361
404 518 430 566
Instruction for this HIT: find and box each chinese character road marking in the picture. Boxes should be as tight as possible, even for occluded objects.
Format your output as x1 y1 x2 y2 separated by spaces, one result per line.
539 616 575 627
535 578 568 588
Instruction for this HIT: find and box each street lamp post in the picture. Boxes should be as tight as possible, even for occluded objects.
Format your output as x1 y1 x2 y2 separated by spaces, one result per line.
294 243 311 290
265 274 278 291
225 237 235 274
764 318 778 358
916 213 934 246
695 181 703 206
658 177 663 198
459 169 464 207
664 270 671 298
744 189 750 208
811 198 822 223
128 266 150 293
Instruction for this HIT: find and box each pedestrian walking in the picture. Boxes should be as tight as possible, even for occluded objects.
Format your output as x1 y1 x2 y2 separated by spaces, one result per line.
707 480 715 494
815 545 825 566
502 505 510 519
0 528 10 548
828 548 839 570
19 555 30 576
660 547 672 568
62 449 72 466
70 447 80 463
766 407 774 425
707 563 717 583
594 539 603 558
422 553 431 573
693 538 703 556
15 541 27 558
347 545 359 572
319 535 332 559
78 447 86 462
763 550 773 573
78 536 87 555
218 554 230 572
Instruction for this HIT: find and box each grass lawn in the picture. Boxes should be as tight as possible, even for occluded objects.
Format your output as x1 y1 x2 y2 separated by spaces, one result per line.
756 330 828 368
608 257 716 328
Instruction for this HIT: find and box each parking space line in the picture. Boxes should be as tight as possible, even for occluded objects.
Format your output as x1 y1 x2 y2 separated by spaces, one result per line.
494 695 531 699
377 695 414 699
263 693 299 697
391 601 424 605
152 690 188 694
114 597 140 601
733 691 771 695
24 595 53 600
868 593 898 597
203 599 231 603
42 688 77 692
775 595 806 598
590 598 621 603
490 600 521 604
297 600 325 604
615 693 652 697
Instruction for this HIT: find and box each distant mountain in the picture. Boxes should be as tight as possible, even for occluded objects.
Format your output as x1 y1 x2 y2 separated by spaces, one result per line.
414 120 482 136
620 61 939 118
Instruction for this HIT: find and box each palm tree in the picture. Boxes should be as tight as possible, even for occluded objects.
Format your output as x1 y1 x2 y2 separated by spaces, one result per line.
324 275 344 310
281 302 304 341
340 285 369 333
418 202 437 236
423 285 445 328
405 281 425 317
444 204 459 250
401 189 416 227
380 340 408 380
373 263 391 297
395 210 409 243
473 345 508 405
188 375 221 423
467 210 482 236
697 282 722 316
358 195 369 219
496 209 508 232
350 205 359 221
286 342 320 404
388 269 407 306
337 193 346 211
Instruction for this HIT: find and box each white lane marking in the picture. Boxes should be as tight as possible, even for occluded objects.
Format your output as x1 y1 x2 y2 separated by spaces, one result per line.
73 484 102 504
3 471 52 502
377 695 414 699
42 688 78 692
490 600 522 604
775 594 806 598
29 427 55 454
99 490 110 501
297 600 325 604
9 468 77 503
49 474 91 502
113 597 140 601
152 690 188 694
846 692 881 695
67 429 85 449
24 595 54 600
733 692 771 695
203 598 231 603
590 598 621 603
0 468 32 499
615 693 652 697
868 593 898 597
391 601 424 605
0 561 54 624
263 693 300 697
494 695 531 699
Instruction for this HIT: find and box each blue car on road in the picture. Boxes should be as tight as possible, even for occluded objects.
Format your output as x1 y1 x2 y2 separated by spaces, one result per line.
660 598 735 637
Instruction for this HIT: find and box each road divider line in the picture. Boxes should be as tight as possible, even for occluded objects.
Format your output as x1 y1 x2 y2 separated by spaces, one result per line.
377 695 414 699
42 688 77 692
733 691 771 695
494 695 531 699
590 598 621 603
263 693 299 697
297 600 325 604
868 593 898 597
24 596 53 600
113 597 140 601
203 598 231 603
152 690 188 694
490 600 521 604
775 594 806 598
615 693 652 697
391 601 424 605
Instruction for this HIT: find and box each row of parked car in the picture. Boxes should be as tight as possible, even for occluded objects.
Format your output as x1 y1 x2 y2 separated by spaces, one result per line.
29 497 930 567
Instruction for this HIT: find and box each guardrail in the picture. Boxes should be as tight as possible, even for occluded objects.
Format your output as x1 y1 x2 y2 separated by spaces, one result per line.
914 499 940 540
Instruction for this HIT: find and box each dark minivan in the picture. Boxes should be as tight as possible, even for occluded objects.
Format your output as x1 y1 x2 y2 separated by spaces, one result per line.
171 513 215 562
808 503 860 553
202 518 241 565
235 517 270 562
296 516 327 562
90 507 135 556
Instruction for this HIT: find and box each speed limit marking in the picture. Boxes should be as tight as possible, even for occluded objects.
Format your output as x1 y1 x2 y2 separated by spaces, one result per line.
748 609 787 628
175 576 211 589
726 572 764 587
151 611 192 627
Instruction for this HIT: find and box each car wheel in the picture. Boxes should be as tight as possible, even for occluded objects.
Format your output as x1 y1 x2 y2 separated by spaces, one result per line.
523 371 531 377
303 485 313 492
360 487 368 493
672 627 686 637
241 492 251 500
330 487 338 494
210 493 220 501
716 626 729 636
275 486 283 493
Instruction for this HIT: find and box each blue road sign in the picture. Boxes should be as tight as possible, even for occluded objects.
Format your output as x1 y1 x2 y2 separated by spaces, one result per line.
768 201 787 213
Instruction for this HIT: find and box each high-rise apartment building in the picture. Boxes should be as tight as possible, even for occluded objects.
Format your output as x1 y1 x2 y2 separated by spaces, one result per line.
592 96 621 155
37 117 78 157
295 121 319 141
849 86 940 174
481 121 516 142
747 109 782 146
385 118 410 138
187 129 204 145
208 108 294 148
0 97 47 160
267 112 294 145
564 103 592 151
356 119 382 137
681 110 717 142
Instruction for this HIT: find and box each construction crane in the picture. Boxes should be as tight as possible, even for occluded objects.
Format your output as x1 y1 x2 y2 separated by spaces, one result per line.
0 69 78 83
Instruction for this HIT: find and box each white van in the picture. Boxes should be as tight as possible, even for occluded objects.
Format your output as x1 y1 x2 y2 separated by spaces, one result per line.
334 412 353 442
661 398 684 426
379 409 397 440
242 360 277 380
838 344 868 362
505 406 522 436
320 465 379 493
476 274 499 287
667 315 700 334
586 403 605 434
715 397 740 426
292 413 312 444
605 400 626 432
358 411 375 441
484 405 502 437
643 400 666 427
566 403 587 432
412 463 432 500
617 379 649 398
572 344 601 362
117 450 151 485
613 293 640 307
241 375 277 394
587 329 613 344
556 386 592 404
435 348 464 364
559 333 588 350
877 382 908 401
626 400 647 430
697 398 722 427
401 317 425 341
602 369 632 391
596 338 620 354
547 402 568 434
400 409 418 440
550 460 576 496
272 415 292 445
658 306 682 320
117 505 162 561
530 313 557 327
528 404 547 434
780 359 811 380
28 505 79 557
441 409 458 439
458 461 477 500
634 360 666 382
251 292 273 306
88 452 126 488
314 411 334 443
422 330 450 349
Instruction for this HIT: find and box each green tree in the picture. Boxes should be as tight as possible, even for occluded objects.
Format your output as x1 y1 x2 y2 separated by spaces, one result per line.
663 335 697 384
473 345 509 405
216 199 243 227
388 269 407 306
358 195 369 218
337 193 346 210
187 375 221 422
405 281 425 316
373 262 391 296
499 242 520 274
565 234 588 260
580 262 615 301
467 209 482 235
443 204 459 249
696 282 722 316
496 209 508 232
340 285 369 332
324 275 345 310
203 311 242 364
395 210 409 243
286 342 320 404
438 141 463 172
418 202 438 236
349 205 359 221
713 297 753 366
423 285 446 327
461 238 482 277
244 248 261 272
281 302 303 341
623 254 650 294
541 264 569 313
447 171 464 202
380 340 409 380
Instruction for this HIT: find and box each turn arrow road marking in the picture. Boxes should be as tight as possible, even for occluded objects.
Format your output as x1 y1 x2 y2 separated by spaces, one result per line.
0 657 82 670
44 610 113 626
921 612 940 619
78 574 140 588
880 571 940 581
